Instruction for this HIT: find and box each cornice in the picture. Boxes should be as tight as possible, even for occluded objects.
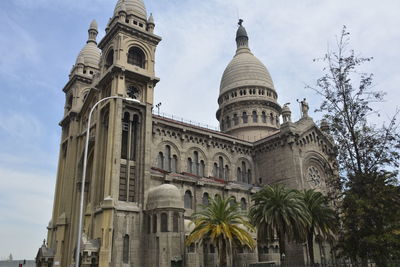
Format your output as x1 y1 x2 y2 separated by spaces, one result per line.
62 74 93 93
98 22 162 49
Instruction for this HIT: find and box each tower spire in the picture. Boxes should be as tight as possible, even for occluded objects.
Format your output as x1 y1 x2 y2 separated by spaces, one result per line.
236 19 249 52
87 20 98 44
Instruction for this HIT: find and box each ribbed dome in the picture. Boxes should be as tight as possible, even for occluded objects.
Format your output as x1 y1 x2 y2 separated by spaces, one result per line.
220 52 274 94
147 184 183 210
114 0 147 19
76 42 101 68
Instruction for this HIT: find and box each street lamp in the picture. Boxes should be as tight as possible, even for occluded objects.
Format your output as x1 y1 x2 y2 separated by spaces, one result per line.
75 96 139 267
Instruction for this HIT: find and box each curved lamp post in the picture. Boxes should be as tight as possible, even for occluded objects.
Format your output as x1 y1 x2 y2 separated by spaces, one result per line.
75 96 139 267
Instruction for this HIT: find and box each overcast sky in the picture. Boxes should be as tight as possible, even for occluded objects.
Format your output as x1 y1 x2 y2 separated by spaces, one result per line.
0 0 399 260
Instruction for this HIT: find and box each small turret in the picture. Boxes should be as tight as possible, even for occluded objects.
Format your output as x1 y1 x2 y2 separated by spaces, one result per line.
282 103 292 123
320 119 330 133
76 55 85 74
118 1 127 22
105 18 112 33
147 13 155 33
88 20 98 45
236 19 249 53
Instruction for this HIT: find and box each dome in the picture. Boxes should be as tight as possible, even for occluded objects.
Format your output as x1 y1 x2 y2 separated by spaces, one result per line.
147 184 183 210
114 0 147 19
220 52 274 94
76 42 101 68
184 219 195 234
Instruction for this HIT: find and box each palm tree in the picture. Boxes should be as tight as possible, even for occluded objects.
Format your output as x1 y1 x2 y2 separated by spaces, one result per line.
186 195 256 267
300 189 337 266
250 184 310 261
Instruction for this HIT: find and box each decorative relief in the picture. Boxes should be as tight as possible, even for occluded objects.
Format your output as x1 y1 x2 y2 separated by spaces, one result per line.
307 166 323 188
127 85 140 99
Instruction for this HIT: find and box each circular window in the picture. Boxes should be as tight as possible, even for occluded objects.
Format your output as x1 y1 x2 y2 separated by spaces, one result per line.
127 85 140 99
307 166 322 187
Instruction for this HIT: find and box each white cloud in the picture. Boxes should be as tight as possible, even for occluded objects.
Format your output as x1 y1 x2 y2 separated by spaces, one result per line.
0 111 43 140
0 166 54 259
0 13 40 79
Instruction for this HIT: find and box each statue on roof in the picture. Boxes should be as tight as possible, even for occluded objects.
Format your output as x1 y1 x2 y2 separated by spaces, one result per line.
298 98 309 118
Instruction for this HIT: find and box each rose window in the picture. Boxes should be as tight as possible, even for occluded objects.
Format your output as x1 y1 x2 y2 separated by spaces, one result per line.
307 166 322 187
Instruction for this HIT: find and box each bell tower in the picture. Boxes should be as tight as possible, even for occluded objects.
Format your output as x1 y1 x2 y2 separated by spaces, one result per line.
85 0 162 266
97 0 161 104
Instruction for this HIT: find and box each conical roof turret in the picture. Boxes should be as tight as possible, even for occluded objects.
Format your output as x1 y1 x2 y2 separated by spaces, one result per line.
148 13 154 25
75 21 101 68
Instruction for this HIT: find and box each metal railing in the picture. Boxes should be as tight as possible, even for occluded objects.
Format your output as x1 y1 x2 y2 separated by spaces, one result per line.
152 110 220 132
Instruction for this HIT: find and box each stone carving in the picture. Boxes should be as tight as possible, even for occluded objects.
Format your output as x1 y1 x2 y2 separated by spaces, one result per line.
297 98 309 118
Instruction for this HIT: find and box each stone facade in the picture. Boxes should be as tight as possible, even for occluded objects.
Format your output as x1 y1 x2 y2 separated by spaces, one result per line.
36 1 337 266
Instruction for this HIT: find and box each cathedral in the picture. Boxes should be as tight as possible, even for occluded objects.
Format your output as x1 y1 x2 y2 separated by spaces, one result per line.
36 0 337 266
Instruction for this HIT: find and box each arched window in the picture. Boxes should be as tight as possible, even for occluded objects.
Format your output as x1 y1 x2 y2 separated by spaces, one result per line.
184 190 193 209
187 158 193 173
252 111 258 122
161 213 168 232
152 214 157 233
229 197 236 207
241 161 247 182
199 160 205 177
237 167 241 182
165 145 171 172
193 151 199 175
202 192 209 206
121 113 130 159
224 165 230 180
130 115 139 160
123 234 129 263
262 111 267 123
127 47 145 68
171 155 178 173
218 157 224 178
105 49 114 69
157 152 164 169
240 198 247 210
213 163 218 177
247 169 252 184
173 212 179 232
233 114 239 125
226 116 231 128
243 112 248 123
